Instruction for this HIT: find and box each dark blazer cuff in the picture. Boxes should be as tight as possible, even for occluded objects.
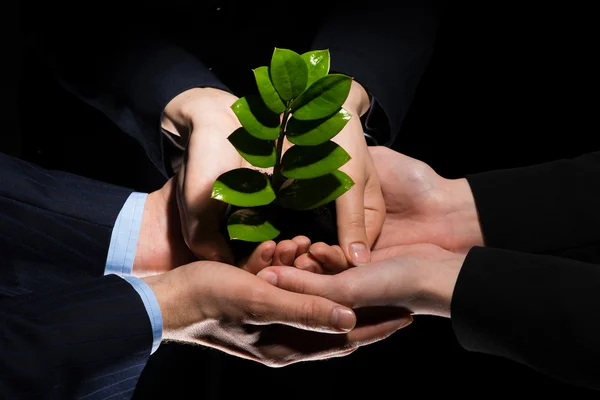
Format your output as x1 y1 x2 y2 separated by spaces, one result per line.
117 39 232 177
312 0 444 147
466 152 600 254
451 246 600 390
328 53 398 146
0 275 153 398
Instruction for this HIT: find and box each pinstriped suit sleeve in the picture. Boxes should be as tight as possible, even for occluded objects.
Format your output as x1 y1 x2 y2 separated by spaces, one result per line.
0 152 133 297
0 274 155 399
0 153 164 398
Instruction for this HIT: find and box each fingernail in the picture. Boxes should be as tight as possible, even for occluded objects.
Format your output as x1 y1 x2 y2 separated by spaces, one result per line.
257 270 278 285
330 307 356 332
349 242 370 265
261 248 274 263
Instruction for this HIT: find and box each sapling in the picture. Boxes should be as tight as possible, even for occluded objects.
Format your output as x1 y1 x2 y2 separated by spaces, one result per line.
211 48 354 243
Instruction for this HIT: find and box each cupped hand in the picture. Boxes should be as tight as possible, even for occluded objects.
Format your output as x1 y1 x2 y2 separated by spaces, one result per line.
257 243 466 319
163 88 243 264
331 81 385 267
241 238 347 275
238 235 312 274
369 146 484 254
143 259 411 367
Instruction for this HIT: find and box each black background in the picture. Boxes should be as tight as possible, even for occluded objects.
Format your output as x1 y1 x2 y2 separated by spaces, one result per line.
3 1 598 398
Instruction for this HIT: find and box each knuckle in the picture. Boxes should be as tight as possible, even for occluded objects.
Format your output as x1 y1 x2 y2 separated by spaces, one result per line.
297 300 325 330
290 274 306 294
346 212 366 230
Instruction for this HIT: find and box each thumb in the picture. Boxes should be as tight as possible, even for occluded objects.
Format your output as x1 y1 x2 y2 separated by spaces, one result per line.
253 274 356 333
190 233 235 265
335 183 371 266
258 266 340 299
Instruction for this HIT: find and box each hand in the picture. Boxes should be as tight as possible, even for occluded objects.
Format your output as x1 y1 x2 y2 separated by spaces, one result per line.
142 259 412 366
369 146 485 254
239 236 312 274
257 243 466 319
330 81 385 267
132 179 311 276
162 87 244 264
133 177 196 277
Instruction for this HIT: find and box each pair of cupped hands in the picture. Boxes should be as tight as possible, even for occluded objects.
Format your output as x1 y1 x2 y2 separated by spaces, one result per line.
136 84 483 367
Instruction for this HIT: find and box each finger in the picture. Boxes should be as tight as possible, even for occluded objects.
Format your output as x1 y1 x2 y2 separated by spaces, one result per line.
335 178 370 267
293 253 325 274
307 243 349 273
273 240 298 266
239 241 276 274
257 266 340 301
291 235 311 256
254 307 412 364
250 277 356 333
346 311 413 346
363 169 386 247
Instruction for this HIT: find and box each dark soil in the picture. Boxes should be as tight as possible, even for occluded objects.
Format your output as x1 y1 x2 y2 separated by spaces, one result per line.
225 201 338 263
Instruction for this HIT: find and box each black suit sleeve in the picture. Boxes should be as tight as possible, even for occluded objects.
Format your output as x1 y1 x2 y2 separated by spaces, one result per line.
466 152 600 260
22 2 231 177
311 0 446 145
0 274 154 399
452 246 600 391
0 152 132 297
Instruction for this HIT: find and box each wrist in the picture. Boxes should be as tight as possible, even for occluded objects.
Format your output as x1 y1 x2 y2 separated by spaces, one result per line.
161 87 238 143
133 178 196 277
142 263 206 342
344 81 371 117
442 178 485 252
142 272 178 337
418 249 465 318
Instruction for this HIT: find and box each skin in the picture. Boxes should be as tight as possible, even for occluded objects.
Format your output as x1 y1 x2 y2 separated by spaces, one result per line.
133 178 323 276
141 258 412 367
160 82 384 268
254 147 488 324
132 177 412 367
293 146 485 273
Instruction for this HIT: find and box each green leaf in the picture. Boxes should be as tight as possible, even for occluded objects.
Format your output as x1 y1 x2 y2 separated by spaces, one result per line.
281 141 350 179
286 108 352 146
270 48 308 102
228 127 276 168
253 66 286 114
212 168 276 207
301 49 330 87
290 74 352 120
227 209 280 242
231 96 280 140
278 170 354 210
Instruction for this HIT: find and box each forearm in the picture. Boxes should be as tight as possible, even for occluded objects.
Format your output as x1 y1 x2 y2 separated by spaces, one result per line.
452 246 600 390
24 5 230 176
0 152 133 295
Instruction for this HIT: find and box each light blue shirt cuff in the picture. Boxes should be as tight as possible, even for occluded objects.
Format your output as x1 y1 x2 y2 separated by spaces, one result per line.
105 192 148 276
105 193 162 353
121 275 163 354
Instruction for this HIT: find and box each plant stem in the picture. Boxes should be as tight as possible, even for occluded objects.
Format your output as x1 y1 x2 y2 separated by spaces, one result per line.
272 108 291 191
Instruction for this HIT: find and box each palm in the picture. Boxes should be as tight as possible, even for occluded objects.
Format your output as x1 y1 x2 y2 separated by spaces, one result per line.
370 147 461 252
